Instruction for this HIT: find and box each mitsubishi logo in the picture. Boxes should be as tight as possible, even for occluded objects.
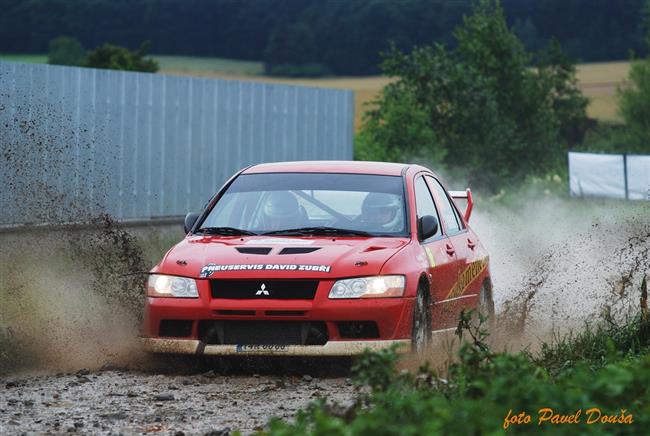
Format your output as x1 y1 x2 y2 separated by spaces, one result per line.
255 283 270 296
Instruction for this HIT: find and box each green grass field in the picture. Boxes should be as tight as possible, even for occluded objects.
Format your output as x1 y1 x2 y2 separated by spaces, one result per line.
0 53 629 126
0 53 264 75
0 53 48 63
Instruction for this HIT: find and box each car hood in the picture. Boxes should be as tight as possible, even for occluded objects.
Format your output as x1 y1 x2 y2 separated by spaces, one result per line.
156 235 410 279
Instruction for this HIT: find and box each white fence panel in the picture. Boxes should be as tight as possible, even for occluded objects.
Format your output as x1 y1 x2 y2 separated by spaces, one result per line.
568 152 626 199
627 155 650 201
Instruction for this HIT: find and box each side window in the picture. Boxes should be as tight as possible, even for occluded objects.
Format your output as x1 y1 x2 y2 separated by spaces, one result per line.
414 177 442 239
426 176 461 234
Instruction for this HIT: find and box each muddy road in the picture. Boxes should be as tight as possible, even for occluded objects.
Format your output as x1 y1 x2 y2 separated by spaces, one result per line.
0 220 359 435
1 198 649 434
1 366 355 435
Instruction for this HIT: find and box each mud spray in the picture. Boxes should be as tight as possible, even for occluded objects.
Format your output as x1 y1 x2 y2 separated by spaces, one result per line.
1 196 648 376
407 189 650 370
0 216 182 375
474 196 649 350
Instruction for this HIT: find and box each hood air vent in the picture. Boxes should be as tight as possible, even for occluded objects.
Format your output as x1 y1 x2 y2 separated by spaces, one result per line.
235 247 272 255
279 247 321 255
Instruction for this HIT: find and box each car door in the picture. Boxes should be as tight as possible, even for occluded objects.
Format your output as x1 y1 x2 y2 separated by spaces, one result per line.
413 175 461 331
426 176 475 325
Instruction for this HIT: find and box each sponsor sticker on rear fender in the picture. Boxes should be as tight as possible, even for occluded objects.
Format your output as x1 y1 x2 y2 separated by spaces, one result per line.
200 263 331 278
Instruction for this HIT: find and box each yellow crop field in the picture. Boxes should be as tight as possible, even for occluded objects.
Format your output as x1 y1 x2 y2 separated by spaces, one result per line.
575 61 630 122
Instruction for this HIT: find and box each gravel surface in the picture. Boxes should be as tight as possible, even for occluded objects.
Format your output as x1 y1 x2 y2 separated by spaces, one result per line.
0 366 356 435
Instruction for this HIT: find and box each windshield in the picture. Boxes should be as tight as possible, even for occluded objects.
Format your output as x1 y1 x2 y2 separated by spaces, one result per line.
200 173 407 236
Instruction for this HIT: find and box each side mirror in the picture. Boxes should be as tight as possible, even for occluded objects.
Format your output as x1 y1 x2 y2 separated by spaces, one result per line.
418 215 439 241
184 212 200 234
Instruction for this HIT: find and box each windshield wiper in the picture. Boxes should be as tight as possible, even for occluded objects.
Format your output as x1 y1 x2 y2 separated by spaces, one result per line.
262 226 374 237
195 226 258 236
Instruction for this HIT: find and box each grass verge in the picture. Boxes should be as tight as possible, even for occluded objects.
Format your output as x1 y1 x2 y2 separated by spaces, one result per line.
265 286 650 435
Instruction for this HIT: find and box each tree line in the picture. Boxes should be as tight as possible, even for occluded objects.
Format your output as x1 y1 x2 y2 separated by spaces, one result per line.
357 0 650 192
0 0 647 76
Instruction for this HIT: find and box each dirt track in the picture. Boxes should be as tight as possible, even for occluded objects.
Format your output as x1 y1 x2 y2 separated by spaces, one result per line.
1 199 649 434
0 222 356 434
0 365 355 435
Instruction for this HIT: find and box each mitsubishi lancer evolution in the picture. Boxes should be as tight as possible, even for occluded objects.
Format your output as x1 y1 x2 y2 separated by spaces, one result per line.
141 161 493 356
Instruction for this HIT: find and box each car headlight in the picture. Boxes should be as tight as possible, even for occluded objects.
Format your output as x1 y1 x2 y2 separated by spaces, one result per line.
328 275 405 299
147 274 199 298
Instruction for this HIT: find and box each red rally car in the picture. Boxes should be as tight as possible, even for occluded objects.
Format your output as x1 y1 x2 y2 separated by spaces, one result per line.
142 161 493 356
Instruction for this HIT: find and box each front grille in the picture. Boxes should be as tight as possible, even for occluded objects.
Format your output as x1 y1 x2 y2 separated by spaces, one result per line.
211 279 318 299
199 320 328 345
337 321 380 339
159 320 193 337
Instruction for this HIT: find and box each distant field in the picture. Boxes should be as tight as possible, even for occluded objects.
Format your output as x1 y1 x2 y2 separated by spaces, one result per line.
0 53 630 127
0 53 264 75
0 53 47 64
576 61 629 122
153 55 264 76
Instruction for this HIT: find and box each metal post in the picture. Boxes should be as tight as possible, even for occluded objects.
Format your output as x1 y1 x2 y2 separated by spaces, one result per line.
623 153 629 200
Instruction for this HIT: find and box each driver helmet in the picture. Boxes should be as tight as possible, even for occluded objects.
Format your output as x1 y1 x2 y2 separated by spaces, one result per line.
262 191 300 230
361 192 402 231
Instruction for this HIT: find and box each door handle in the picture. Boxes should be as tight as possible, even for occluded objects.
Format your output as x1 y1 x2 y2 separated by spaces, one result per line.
467 238 476 250
445 243 455 256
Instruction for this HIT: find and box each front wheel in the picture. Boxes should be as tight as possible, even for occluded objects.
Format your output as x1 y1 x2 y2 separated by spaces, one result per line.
411 287 432 355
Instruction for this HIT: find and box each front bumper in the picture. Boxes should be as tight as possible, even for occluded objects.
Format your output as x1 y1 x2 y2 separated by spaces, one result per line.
141 337 411 356
142 277 416 355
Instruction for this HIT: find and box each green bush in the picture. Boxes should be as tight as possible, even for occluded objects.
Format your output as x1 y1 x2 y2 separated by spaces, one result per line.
47 36 85 66
534 314 650 378
357 0 588 193
266 308 650 435
618 58 650 151
84 41 159 73
355 87 444 165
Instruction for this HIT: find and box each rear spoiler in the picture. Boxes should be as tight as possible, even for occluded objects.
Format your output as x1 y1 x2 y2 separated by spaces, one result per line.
449 189 473 222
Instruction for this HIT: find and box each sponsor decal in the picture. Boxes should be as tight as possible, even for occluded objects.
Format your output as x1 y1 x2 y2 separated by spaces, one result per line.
444 257 489 300
236 344 288 353
245 238 314 245
200 263 331 278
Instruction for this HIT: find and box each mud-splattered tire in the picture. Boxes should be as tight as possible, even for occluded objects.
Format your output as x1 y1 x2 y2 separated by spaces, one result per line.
411 285 432 355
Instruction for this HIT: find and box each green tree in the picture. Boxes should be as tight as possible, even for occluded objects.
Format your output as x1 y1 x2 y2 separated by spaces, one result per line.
538 39 590 145
618 60 650 148
264 21 328 77
83 41 158 73
359 0 587 190
356 88 443 164
642 0 650 49
47 36 85 66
